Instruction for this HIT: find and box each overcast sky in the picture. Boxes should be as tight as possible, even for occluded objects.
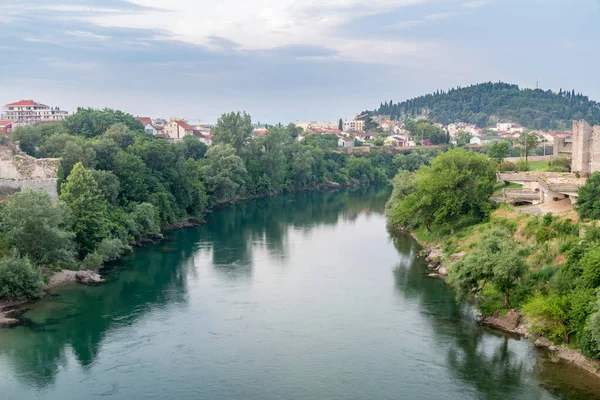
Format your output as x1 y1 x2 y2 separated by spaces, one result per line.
1 0 599 123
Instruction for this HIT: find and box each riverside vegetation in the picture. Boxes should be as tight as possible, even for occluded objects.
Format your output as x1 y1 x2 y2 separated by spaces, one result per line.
386 147 600 361
0 108 416 303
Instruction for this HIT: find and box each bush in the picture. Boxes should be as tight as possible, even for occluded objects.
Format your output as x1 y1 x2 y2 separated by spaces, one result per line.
522 292 570 343
497 160 517 172
82 238 128 270
515 159 530 171
0 257 44 300
548 157 571 172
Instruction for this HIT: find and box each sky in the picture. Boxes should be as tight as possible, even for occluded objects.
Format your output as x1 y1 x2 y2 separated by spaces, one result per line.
0 0 599 123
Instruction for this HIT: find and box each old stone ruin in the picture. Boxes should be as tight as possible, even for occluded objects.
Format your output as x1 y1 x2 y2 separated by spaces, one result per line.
0 145 60 202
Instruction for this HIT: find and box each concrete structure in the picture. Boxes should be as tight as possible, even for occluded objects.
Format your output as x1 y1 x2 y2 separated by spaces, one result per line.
554 120 600 175
343 119 365 132
163 119 194 142
2 100 68 125
497 172 586 205
0 146 60 201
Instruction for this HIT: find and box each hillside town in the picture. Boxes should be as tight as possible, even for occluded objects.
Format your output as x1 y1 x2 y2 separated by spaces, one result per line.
0 99 575 154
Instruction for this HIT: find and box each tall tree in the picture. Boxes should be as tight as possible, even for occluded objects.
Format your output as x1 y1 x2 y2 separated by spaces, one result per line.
518 131 540 163
59 163 109 257
338 118 343 131
204 144 247 202
212 111 253 153
2 189 75 265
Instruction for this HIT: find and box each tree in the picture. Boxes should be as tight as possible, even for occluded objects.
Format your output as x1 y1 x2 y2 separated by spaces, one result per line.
104 123 136 149
204 144 247 202
487 139 512 162
0 257 44 300
576 172 600 220
338 118 343 131
59 163 109 257
63 108 143 138
90 170 121 205
385 170 417 218
518 131 540 163
92 137 121 170
455 130 473 147
389 148 497 232
112 151 150 203
448 228 528 308
2 189 75 265
212 111 253 153
179 135 208 160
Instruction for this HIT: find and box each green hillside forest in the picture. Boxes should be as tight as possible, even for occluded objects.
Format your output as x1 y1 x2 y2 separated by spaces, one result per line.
367 82 600 130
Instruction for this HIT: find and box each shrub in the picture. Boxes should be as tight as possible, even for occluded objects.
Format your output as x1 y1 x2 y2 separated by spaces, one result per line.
516 159 530 172
0 257 44 300
522 292 570 343
82 238 128 270
548 157 571 172
497 160 517 172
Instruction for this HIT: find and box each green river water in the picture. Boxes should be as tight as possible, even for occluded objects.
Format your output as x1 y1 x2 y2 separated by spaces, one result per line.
2 186 600 399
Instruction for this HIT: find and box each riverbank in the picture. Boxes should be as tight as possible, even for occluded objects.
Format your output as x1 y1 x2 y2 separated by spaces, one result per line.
3 182 374 327
406 215 600 381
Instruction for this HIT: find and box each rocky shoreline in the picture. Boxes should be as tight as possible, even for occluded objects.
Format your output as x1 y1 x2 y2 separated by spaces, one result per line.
414 236 600 381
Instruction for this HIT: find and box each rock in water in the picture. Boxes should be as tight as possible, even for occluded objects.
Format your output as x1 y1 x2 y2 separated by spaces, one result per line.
76 270 105 285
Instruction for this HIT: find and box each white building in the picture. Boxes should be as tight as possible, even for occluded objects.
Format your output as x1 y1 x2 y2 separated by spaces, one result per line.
2 100 68 125
343 119 365 132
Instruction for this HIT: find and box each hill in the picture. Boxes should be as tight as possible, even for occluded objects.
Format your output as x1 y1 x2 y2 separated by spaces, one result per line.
366 82 600 130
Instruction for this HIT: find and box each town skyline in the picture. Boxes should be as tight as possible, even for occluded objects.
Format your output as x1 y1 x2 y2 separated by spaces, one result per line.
1 0 599 122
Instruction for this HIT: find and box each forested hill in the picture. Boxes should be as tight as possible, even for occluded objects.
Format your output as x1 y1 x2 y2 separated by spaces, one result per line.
367 82 600 130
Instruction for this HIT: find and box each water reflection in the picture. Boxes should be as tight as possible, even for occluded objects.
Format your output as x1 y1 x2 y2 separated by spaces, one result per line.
0 186 392 391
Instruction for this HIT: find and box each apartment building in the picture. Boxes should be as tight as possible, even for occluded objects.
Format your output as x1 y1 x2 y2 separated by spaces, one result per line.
1 100 68 125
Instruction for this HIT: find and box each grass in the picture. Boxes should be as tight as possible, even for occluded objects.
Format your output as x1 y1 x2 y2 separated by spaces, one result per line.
526 160 550 172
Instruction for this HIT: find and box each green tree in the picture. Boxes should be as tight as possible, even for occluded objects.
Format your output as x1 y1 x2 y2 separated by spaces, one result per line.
59 163 109 257
576 172 600 220
338 118 343 131
112 151 150 203
90 170 121 206
389 148 497 231
518 131 540 163
212 111 253 153
204 144 247 202
455 130 473 146
487 139 512 162
63 108 143 138
385 170 417 217
2 190 75 265
448 228 528 309
0 257 44 300
104 123 136 149
179 135 208 160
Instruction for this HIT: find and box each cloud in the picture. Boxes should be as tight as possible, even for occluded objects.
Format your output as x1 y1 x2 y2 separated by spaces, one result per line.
462 1 489 8
386 11 465 30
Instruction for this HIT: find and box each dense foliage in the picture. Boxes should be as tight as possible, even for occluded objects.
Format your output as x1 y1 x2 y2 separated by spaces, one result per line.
576 172 600 220
368 82 599 130
1 108 405 299
387 148 497 232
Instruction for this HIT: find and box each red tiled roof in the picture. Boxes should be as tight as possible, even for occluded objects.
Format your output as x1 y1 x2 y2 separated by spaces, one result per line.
156 132 169 139
0 120 14 127
4 100 48 107
135 116 153 126
172 119 194 130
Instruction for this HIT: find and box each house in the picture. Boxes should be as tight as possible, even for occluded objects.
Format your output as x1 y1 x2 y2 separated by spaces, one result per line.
0 120 14 136
470 137 482 145
193 130 213 146
355 131 376 142
384 135 408 147
338 136 354 148
252 128 268 138
480 136 502 144
163 119 194 142
135 117 157 135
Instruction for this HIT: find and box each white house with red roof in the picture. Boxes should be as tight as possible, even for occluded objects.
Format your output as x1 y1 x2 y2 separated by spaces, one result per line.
0 120 14 136
163 118 195 142
135 116 159 135
2 100 68 126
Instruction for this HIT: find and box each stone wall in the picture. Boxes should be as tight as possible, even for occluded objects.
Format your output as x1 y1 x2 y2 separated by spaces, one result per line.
0 146 61 201
590 126 600 173
571 120 592 175
0 179 58 202
0 147 60 180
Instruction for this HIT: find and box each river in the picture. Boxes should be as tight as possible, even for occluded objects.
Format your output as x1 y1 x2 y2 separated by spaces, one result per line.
2 186 600 399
